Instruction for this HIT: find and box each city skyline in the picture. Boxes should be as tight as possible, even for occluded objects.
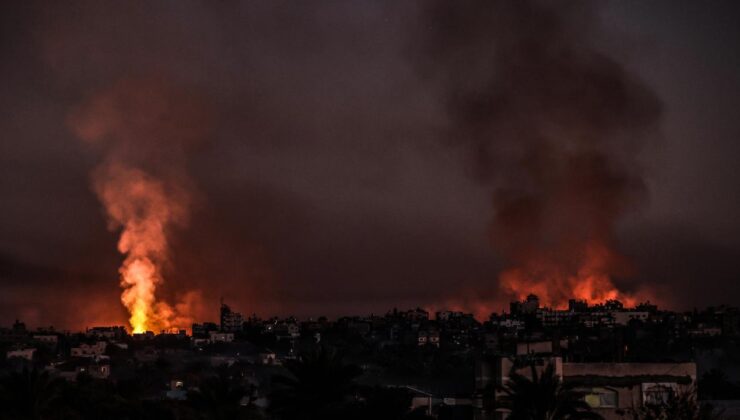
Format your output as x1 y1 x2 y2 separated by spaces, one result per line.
2 2 740 419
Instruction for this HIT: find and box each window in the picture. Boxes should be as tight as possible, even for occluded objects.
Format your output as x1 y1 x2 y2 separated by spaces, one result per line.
643 384 676 405
583 387 618 408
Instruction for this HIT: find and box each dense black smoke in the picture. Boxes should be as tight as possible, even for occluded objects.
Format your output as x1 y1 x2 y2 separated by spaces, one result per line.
413 1 662 306
2 1 740 328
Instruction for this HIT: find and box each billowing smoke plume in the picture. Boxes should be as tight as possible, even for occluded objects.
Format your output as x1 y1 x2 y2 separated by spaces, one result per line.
68 78 210 332
416 1 662 307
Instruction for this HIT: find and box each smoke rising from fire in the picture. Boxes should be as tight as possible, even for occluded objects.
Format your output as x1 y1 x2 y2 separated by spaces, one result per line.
9 1 740 328
68 78 209 332
417 1 662 308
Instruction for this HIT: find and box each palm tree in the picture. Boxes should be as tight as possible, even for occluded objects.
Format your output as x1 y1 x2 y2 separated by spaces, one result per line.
269 346 362 420
0 367 65 420
498 362 603 420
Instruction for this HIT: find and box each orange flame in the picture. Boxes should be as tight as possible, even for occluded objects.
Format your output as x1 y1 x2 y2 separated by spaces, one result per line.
69 78 209 334
120 257 159 333
499 240 638 309
94 163 189 333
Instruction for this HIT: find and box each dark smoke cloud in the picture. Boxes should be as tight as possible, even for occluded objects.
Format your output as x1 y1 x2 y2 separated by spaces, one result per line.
412 1 663 306
1 1 740 327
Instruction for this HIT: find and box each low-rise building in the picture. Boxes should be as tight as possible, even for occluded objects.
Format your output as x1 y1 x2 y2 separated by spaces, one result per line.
274 322 300 341
475 356 697 420
536 309 576 327
515 340 567 356
220 303 244 332
564 361 696 420
86 326 127 339
33 334 59 348
71 341 107 358
54 358 111 381
611 311 649 326
687 323 722 337
192 322 219 338
209 331 234 343
7 348 35 360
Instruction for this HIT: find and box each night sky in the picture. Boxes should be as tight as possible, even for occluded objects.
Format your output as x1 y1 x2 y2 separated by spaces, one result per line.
1 1 739 330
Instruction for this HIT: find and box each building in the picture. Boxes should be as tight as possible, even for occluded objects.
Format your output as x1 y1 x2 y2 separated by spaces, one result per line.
515 340 567 356
192 322 219 338
0 320 28 343
569 299 589 312
475 356 697 420
564 361 696 420
489 317 524 332
209 331 235 343
70 341 107 358
220 302 244 332
404 308 430 322
54 359 111 381
536 309 576 327
417 330 429 346
437 311 465 322
510 294 540 315
7 348 35 360
611 311 649 326
86 326 127 339
32 334 59 348
274 322 300 341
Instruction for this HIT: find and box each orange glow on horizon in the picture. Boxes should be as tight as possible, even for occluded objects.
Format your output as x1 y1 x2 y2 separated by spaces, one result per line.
499 240 641 309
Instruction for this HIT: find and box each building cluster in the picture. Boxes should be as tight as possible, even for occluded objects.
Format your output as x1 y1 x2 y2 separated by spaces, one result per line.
2 297 740 419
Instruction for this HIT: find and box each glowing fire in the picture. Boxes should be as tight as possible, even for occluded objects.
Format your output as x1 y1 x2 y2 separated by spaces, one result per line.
120 258 159 333
69 78 208 334
499 240 637 309
94 163 188 333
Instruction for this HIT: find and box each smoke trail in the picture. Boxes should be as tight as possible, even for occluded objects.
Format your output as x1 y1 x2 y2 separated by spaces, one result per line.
415 1 661 307
69 77 209 332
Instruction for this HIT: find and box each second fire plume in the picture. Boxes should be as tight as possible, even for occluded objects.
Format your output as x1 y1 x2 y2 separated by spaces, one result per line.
418 1 662 308
69 78 209 333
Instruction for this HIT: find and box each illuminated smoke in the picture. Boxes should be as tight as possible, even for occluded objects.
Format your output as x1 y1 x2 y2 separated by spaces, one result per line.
69 78 209 332
416 1 661 308
92 163 188 332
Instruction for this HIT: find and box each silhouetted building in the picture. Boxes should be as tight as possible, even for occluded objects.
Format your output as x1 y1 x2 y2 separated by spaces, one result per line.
510 294 539 315
192 322 219 338
220 302 244 332
568 299 588 312
86 326 127 339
